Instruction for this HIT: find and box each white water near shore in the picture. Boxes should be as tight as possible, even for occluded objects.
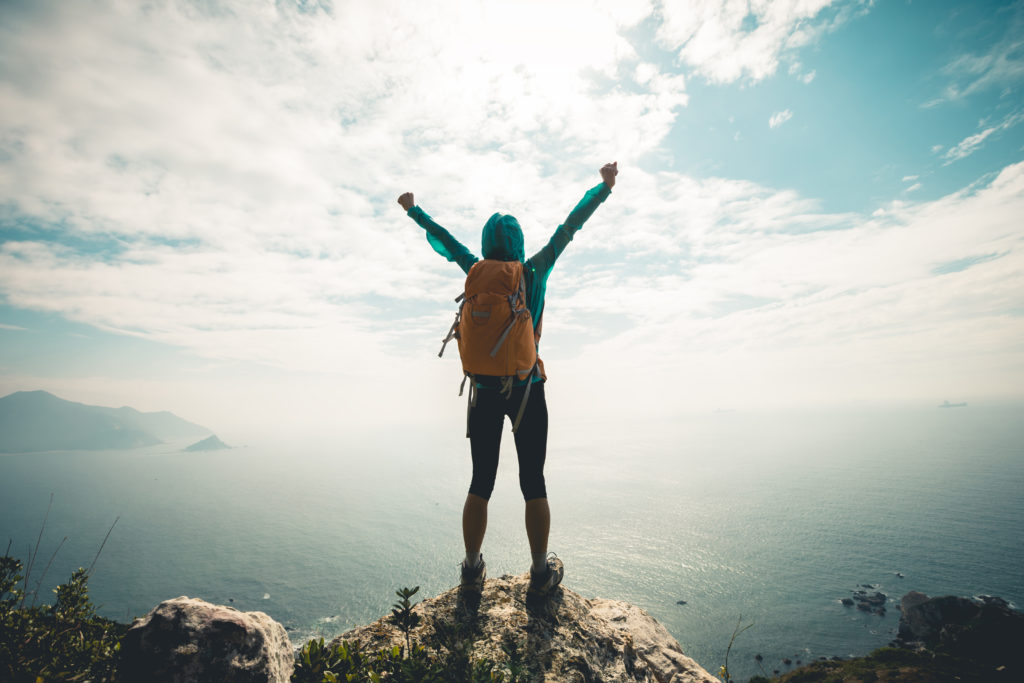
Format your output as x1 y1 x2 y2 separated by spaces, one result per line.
2 403 1022 681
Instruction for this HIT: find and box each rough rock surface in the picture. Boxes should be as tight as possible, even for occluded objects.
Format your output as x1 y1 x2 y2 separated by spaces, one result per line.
894 591 1024 672
119 596 293 683
332 572 717 683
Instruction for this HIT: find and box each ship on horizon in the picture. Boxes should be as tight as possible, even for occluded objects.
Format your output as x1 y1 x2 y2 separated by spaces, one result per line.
938 400 968 408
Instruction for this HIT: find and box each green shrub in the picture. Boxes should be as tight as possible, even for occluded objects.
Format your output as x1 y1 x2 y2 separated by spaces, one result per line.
0 556 128 682
6 549 511 683
292 636 502 683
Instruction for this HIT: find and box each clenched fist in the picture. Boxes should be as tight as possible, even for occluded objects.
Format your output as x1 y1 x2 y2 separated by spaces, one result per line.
600 162 618 189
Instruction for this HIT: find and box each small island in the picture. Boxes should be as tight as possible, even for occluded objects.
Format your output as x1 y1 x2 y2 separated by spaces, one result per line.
184 435 230 452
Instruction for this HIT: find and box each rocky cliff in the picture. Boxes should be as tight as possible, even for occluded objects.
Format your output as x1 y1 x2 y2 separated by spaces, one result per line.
116 583 1023 682
332 572 717 683
119 576 716 682
893 591 1023 675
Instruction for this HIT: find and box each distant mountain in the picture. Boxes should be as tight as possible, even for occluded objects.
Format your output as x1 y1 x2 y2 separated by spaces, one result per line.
110 405 213 440
0 390 211 453
184 435 230 452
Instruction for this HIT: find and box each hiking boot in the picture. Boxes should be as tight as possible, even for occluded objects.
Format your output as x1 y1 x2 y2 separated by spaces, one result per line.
528 553 564 597
460 556 486 591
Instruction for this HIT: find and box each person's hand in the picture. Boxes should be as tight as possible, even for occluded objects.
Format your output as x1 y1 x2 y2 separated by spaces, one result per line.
397 192 415 211
600 161 618 188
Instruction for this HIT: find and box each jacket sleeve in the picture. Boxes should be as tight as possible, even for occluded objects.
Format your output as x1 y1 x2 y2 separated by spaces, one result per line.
527 182 611 274
407 206 479 275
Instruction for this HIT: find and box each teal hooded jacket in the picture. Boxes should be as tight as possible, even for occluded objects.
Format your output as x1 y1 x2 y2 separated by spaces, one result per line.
407 181 612 383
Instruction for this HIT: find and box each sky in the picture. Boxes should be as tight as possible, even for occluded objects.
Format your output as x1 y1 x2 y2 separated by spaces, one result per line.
1 0 1022 441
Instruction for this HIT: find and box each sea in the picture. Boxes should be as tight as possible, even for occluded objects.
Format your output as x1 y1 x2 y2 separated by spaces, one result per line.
2 403 1022 682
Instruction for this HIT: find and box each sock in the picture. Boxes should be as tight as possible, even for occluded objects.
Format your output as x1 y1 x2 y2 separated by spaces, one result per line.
531 552 547 573
465 552 482 569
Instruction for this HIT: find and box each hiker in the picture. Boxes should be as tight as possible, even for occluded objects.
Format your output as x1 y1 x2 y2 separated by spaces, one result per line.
397 162 617 596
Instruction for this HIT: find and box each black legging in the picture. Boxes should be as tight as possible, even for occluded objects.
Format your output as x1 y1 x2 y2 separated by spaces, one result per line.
468 382 548 501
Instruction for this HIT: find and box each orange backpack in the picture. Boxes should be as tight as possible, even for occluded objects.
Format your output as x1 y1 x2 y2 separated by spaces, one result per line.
439 260 539 434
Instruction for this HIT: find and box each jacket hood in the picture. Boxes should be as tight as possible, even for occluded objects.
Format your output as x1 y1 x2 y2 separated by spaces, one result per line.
481 213 524 262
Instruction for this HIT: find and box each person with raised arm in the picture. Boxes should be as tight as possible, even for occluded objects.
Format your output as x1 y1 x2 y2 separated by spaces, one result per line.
397 162 617 596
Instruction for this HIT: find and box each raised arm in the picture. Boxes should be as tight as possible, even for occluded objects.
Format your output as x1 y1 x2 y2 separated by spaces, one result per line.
527 162 616 273
398 192 479 275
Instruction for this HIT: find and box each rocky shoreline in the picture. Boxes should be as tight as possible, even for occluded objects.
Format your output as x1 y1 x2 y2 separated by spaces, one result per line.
761 591 1023 682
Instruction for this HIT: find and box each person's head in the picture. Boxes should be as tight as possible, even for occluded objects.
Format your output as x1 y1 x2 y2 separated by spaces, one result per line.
481 212 525 262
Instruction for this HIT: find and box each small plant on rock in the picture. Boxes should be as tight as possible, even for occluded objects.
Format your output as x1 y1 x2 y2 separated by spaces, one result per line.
718 615 754 682
388 586 422 656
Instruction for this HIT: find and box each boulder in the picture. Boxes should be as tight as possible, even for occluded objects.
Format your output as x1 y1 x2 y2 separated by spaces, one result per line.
119 596 293 683
332 572 717 683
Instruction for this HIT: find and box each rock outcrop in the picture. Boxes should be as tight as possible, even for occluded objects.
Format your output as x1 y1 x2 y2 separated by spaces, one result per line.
119 596 293 683
770 591 1023 682
332 572 717 683
894 591 1024 672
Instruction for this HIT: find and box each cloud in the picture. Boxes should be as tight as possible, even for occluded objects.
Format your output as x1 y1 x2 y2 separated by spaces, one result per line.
943 111 1024 163
548 161 1024 414
1 0 1021 425
0 0 689 374
655 0 867 84
944 127 998 163
769 109 794 128
931 252 1004 275
4 156 1023 420
939 39 1024 102
924 4 1024 106
788 61 817 83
